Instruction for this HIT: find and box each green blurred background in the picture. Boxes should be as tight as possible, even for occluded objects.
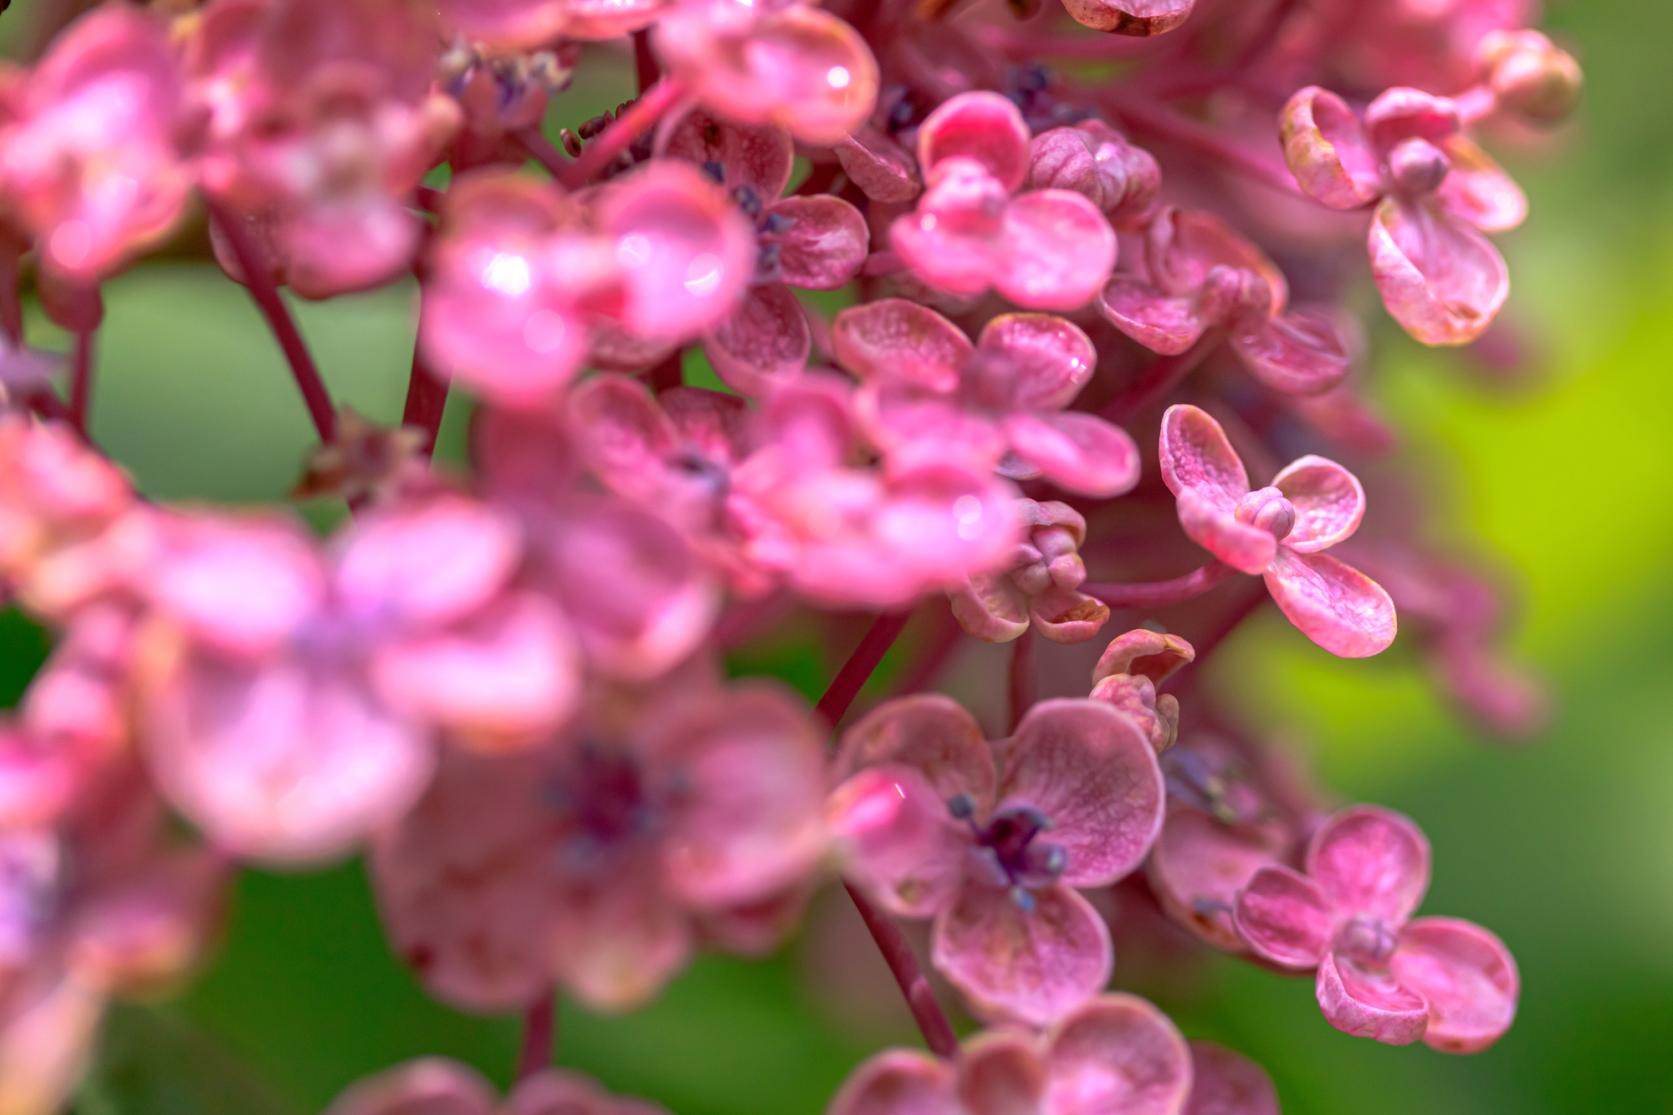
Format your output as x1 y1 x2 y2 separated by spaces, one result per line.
6 0 1671 1111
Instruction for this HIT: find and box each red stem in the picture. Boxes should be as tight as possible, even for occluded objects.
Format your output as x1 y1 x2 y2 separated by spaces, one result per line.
1085 561 1235 609
564 78 686 188
207 203 336 443
1100 336 1219 423
401 349 450 460
516 127 573 180
817 611 912 727
633 28 660 92
0 251 22 344
1175 581 1268 678
1007 629 1034 733
515 991 556 1081
69 325 94 434
887 610 965 698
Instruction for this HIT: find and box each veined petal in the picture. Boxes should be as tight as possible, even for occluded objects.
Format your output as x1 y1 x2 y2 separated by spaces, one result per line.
1271 454 1365 552
975 313 1097 412
1368 196 1508 346
1278 87 1384 210
1003 412 1141 499
827 764 970 919
1157 405 1251 509
1232 865 1333 969
997 191 1118 312
836 694 996 807
1044 994 1193 1115
1392 917 1519 1054
1177 488 1277 575
1305 806 1430 926
1099 278 1212 355
771 195 870 290
1059 0 1194 35
1263 549 1397 657
830 298 973 393
704 282 812 397
828 1050 958 1115
1314 952 1429 1045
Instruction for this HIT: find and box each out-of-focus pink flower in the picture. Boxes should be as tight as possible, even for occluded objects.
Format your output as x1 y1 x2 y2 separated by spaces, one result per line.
436 0 667 50
660 108 868 394
833 299 1139 498
1100 209 1350 396
654 0 879 146
1158 405 1395 657
1280 85 1527 345
1088 629 1195 752
1183 1041 1280 1115
891 93 1117 311
950 500 1110 645
0 6 191 283
325 1057 669 1115
827 993 1192 1115
1233 805 1518 1051
372 678 827 1012
828 696 1165 1025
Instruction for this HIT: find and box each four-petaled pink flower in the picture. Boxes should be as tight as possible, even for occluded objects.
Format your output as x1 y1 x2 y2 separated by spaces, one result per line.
827 696 1165 1025
326 1058 668 1115
833 299 1140 498
660 107 869 395
1089 628 1196 753
950 499 1111 645
1099 208 1350 397
1233 805 1519 1052
891 92 1118 311
1280 85 1528 345
1158 404 1396 658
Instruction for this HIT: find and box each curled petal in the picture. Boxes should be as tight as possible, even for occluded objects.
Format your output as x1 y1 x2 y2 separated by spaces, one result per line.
1029 587 1111 645
1232 865 1333 969
1060 0 1194 36
1305 806 1430 925
658 106 795 198
1149 809 1281 950
1147 208 1286 314
1315 953 1429 1045
1392 917 1519 1054
1092 629 1195 686
1278 87 1384 210
829 1051 957 1115
932 882 1112 1027
830 298 974 392
1228 309 1351 396
1177 489 1277 575
835 128 921 203
1183 1042 1280 1115
999 699 1165 887
916 92 1032 191
1098 279 1211 356
1368 197 1509 346
1264 550 1397 658
827 764 969 918
976 313 1097 412
1436 137 1528 234
950 574 1032 644
704 282 812 397
998 191 1118 311
771 195 870 290
1045 994 1193 1115
836 694 995 806
1003 412 1141 499
1157 405 1251 509
323 1058 495 1115
1271 455 1365 552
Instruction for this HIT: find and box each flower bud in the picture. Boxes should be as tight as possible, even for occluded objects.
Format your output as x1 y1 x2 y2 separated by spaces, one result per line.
1234 486 1297 541
1386 137 1451 196
1477 30 1582 123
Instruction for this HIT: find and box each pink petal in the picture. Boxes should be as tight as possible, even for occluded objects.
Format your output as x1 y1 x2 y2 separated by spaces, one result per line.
1228 308 1351 396
1091 629 1195 686
871 466 1025 594
1436 138 1528 234
1363 87 1460 150
435 0 569 51
647 683 827 908
1305 806 1430 926
829 1051 958 1115
827 764 970 918
1263 549 1397 658
1314 953 1429 1045
1097 278 1212 356
1183 1042 1280 1115
334 495 522 628
1271 455 1365 552
1146 208 1286 315
975 313 1097 412
1177 488 1278 575
950 573 1032 644
932 882 1112 1027
771 195 869 290
566 374 681 505
835 695 996 806
562 0 668 39
830 298 974 393
835 128 921 204
999 699 1165 887
551 857 694 1012
955 1032 1048 1115
1003 412 1141 499
704 282 812 396
278 197 421 300
1027 123 1161 228
1232 865 1333 969
1058 0 1194 35
1278 87 1384 210
657 105 794 198
323 1059 495 1115
997 191 1118 312
0 969 104 1115
1045 994 1193 1115
1148 809 1281 950
1028 587 1111 645
507 1071 672 1115
1368 196 1509 346
1392 917 1519 1053
865 390 1006 471
916 92 1032 192
1157 405 1251 509
890 163 1009 299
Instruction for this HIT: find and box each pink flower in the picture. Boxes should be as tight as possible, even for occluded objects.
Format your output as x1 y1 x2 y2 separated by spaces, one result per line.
1233 805 1519 1052
1279 85 1527 344
891 93 1117 311
828 994 1192 1115
1027 120 1161 230
828 697 1165 1025
949 500 1111 645
0 6 191 282
436 0 667 50
1099 209 1350 397
660 107 869 394
1158 404 1395 658
832 299 1140 498
1183 1042 1280 1115
1058 0 1195 36
371 679 827 1012
325 1058 668 1115
1088 629 1196 752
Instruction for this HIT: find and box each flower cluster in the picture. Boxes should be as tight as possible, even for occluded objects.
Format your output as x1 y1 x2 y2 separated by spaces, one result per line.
0 0 1578 1112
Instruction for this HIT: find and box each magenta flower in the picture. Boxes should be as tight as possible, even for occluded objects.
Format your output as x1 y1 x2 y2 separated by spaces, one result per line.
1234 806 1518 1052
372 679 827 1012
1158 404 1395 658
1099 208 1350 397
1088 629 1196 752
1183 1041 1280 1115
891 93 1117 311
0 6 190 283
950 500 1110 645
832 299 1140 498
828 697 1165 1025
326 1058 668 1115
1027 120 1161 230
828 994 1192 1115
660 107 869 394
1279 85 1527 345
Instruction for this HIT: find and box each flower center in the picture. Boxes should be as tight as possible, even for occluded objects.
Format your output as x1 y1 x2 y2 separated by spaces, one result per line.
0 832 62 975
1234 486 1297 541
547 743 661 870
1334 914 1398 967
947 795 1067 912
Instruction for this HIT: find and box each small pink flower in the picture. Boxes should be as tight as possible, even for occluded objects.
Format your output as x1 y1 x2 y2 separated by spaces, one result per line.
1158 405 1395 658
325 1058 669 1115
1088 629 1195 752
1233 805 1518 1052
832 299 1140 498
891 93 1117 311
828 697 1165 1025
827 993 1192 1115
371 679 827 1012
1027 120 1161 229
1099 209 1349 396
1058 0 1195 36
949 500 1110 645
660 107 869 394
1280 85 1526 344
0 6 191 282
